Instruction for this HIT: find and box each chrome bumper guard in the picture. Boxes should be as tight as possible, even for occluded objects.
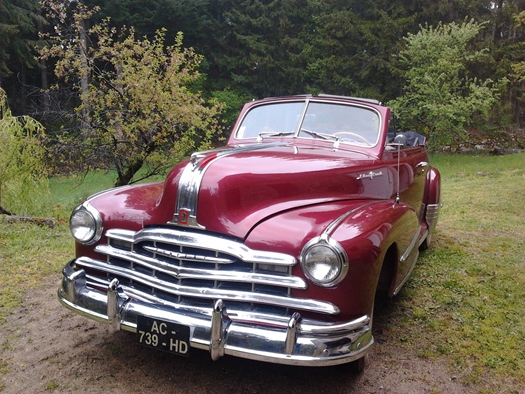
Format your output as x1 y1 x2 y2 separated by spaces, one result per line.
58 260 373 366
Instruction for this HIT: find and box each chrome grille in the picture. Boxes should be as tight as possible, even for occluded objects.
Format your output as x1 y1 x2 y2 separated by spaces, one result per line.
75 227 339 316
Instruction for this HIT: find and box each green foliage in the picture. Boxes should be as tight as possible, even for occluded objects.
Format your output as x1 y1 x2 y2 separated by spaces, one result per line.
49 170 118 220
305 0 411 98
217 0 313 97
40 1 224 186
3 0 525 150
0 88 50 215
211 87 253 129
0 0 44 81
389 20 507 151
510 11 525 83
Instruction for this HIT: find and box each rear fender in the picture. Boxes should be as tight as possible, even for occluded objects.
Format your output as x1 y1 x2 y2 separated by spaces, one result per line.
421 166 441 248
423 166 441 206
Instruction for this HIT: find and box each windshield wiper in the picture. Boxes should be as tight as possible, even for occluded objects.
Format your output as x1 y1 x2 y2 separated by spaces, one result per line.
300 128 341 148
300 128 339 142
257 131 295 142
257 129 341 149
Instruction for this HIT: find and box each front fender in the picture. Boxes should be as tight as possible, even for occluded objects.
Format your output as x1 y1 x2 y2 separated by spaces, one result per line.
74 182 166 260
327 201 420 311
245 200 420 321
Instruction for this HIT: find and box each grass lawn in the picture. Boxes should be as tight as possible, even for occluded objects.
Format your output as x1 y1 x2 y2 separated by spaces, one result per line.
394 153 525 390
0 153 524 390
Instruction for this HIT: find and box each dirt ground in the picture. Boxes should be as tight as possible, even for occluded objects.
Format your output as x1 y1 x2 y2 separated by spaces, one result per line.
0 275 495 394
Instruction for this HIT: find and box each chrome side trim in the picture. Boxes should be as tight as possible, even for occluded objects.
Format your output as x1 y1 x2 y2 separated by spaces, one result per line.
323 202 377 236
400 225 422 262
393 251 419 296
393 225 422 295
170 142 290 229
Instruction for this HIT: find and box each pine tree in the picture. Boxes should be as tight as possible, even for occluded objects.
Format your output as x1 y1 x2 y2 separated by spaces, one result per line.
0 0 44 86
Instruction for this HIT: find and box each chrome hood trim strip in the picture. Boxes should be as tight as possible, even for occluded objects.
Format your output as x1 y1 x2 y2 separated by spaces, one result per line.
170 142 290 229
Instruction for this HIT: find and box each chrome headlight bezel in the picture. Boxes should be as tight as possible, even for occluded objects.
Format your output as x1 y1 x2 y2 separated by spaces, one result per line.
300 235 349 287
69 203 104 245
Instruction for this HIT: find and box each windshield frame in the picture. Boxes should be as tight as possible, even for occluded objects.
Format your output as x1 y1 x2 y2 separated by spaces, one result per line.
233 98 383 149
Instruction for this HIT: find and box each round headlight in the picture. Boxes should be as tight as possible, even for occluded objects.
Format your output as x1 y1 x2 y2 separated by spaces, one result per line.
70 204 103 245
300 236 348 287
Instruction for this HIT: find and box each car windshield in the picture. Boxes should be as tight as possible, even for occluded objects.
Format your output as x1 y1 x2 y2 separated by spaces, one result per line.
235 100 381 147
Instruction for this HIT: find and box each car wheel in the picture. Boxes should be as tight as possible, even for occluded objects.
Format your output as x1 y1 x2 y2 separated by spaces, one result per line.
419 232 431 251
349 353 369 373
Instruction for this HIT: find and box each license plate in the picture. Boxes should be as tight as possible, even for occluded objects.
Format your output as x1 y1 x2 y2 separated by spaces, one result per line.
136 316 190 356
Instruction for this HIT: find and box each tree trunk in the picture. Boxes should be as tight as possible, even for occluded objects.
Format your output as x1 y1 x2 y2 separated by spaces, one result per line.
115 158 144 187
39 17 50 113
80 19 90 131
0 205 14 215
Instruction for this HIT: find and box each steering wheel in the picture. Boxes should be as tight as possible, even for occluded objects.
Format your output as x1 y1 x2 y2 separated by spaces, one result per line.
332 131 372 146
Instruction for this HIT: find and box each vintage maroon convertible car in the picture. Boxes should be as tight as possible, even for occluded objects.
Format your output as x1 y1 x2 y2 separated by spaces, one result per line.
58 94 441 369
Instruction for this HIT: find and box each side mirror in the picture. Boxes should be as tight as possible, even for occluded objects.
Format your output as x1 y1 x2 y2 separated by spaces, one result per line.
394 134 408 146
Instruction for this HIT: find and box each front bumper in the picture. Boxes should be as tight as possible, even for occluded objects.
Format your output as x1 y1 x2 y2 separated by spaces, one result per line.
58 259 373 366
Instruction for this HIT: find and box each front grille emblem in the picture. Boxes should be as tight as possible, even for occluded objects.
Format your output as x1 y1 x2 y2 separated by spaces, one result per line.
178 209 190 225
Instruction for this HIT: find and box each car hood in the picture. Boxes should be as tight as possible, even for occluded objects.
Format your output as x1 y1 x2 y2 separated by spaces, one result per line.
162 142 395 238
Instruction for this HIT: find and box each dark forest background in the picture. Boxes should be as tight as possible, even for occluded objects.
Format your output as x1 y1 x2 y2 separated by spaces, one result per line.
2 0 525 143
